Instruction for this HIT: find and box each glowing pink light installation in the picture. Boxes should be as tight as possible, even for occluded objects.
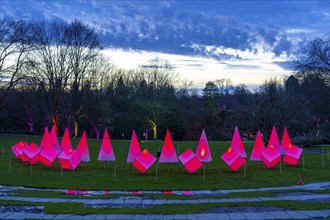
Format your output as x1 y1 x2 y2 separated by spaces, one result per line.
281 127 292 153
159 129 178 163
178 148 203 174
58 148 81 170
283 144 303 166
39 145 59 167
250 130 265 161
98 129 116 161
132 149 156 173
196 129 212 163
39 128 49 150
12 141 28 159
77 131 90 162
231 126 246 157
60 128 72 152
268 126 285 155
127 130 141 163
49 126 60 152
22 143 41 164
221 147 246 171
260 145 281 168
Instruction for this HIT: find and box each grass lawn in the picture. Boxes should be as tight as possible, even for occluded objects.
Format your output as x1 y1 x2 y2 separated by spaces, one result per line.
0 134 329 191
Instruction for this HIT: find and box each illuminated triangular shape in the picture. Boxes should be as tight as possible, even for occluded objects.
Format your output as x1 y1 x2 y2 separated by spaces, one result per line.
196 129 212 162
159 129 178 163
261 144 281 168
250 130 265 161
77 131 90 162
221 146 246 171
39 127 49 150
268 126 283 154
22 143 41 165
49 126 60 151
231 126 246 157
98 129 116 161
60 128 72 152
127 129 141 163
281 127 291 154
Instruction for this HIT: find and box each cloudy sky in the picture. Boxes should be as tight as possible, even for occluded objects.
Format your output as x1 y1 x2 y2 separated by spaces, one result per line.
1 0 329 89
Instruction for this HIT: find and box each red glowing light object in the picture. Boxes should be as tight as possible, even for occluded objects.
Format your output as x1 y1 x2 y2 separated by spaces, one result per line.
39 127 49 150
268 126 285 155
49 126 60 152
127 130 141 163
260 146 281 168
12 141 28 159
178 148 203 174
283 144 302 166
132 149 156 173
77 131 90 162
159 129 178 163
58 148 81 170
98 129 116 161
60 128 72 152
221 146 246 171
196 129 212 162
250 130 265 161
281 127 292 154
231 126 246 157
22 143 41 164
39 145 59 167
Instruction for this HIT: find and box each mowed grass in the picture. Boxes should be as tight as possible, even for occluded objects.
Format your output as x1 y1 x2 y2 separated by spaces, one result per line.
0 134 329 191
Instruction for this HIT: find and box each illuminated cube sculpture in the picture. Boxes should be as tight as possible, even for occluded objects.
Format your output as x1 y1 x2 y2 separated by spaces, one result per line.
39 145 59 167
22 143 41 164
178 148 203 174
98 129 116 161
283 144 302 166
77 131 90 162
12 141 28 159
250 130 265 161
231 126 246 157
58 148 81 170
132 149 156 173
127 130 141 163
260 145 281 168
159 129 178 163
196 129 212 162
221 147 246 171
268 126 285 155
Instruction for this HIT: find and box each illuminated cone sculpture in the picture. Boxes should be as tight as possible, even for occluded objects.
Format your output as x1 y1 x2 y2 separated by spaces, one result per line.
221 146 246 171
58 148 81 170
39 144 59 167
159 129 178 163
39 127 49 150
132 149 156 173
250 130 265 161
22 143 41 164
196 129 212 162
178 148 203 174
77 131 90 162
283 144 303 166
260 144 281 168
60 128 72 152
12 141 28 159
127 130 141 163
268 126 285 155
231 126 246 157
98 129 116 161
281 127 291 153
49 126 60 152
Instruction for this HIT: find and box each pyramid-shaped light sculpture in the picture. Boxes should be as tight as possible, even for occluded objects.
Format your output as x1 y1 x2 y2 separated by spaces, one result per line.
39 144 59 167
39 127 49 150
127 130 141 163
268 126 285 155
281 127 292 154
132 149 156 173
60 128 72 152
178 148 203 174
231 126 246 157
159 129 178 163
221 146 246 171
12 141 28 159
22 143 41 164
49 126 60 152
98 129 116 161
196 129 212 163
250 130 265 161
58 148 81 170
77 131 90 162
260 144 281 168
283 144 303 166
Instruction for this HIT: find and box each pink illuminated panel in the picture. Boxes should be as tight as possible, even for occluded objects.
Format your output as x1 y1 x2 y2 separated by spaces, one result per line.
12 141 28 159
260 145 281 168
77 131 90 162
39 146 59 167
127 130 141 163
132 149 156 173
268 126 285 155
22 143 41 164
231 126 246 157
281 127 291 154
49 126 60 151
98 129 116 161
196 129 212 162
250 130 265 161
39 128 49 150
159 129 178 163
60 128 72 152
283 144 302 166
221 147 246 171
178 148 203 174
58 148 81 170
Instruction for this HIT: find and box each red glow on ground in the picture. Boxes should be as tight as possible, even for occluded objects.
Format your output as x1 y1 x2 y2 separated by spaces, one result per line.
163 191 173 195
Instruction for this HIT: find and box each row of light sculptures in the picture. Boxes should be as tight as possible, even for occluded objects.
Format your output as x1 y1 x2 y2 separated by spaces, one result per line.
12 125 302 173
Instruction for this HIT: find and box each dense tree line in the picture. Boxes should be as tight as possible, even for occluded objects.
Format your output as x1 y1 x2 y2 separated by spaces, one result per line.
0 19 329 142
